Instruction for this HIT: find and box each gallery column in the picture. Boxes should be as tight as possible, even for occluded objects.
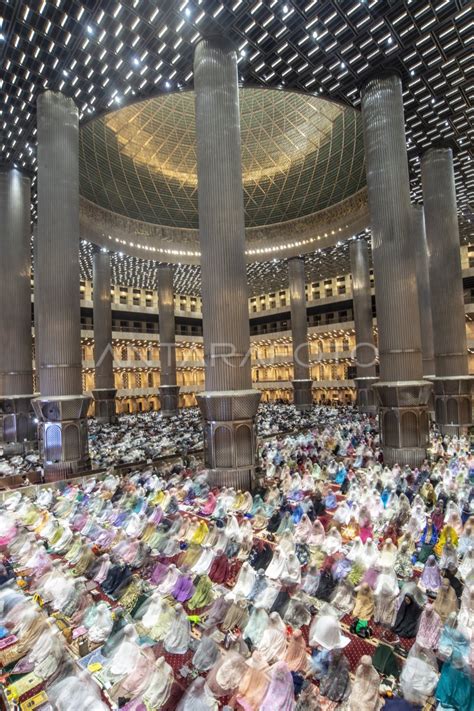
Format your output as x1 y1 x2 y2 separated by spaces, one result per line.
194 37 260 490
349 239 377 413
421 147 471 434
361 74 430 466
288 257 312 410
158 264 180 416
0 168 35 448
412 206 435 379
32 91 91 479
92 248 117 423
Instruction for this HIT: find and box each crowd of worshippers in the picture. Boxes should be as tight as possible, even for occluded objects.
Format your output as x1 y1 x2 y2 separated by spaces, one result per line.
0 402 350 478
0 411 471 710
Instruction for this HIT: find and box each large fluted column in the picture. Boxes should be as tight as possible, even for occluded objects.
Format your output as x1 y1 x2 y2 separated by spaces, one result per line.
158 264 179 416
412 206 435 378
194 37 260 490
421 147 471 434
349 239 377 413
92 248 117 423
0 168 36 448
361 74 430 466
288 257 312 410
32 91 90 479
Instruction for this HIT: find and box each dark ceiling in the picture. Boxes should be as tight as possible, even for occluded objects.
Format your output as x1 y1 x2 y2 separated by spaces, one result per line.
1 0 472 294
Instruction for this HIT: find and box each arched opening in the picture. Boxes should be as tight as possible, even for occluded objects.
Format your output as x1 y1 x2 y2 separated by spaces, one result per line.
459 397 471 424
45 424 62 462
435 398 445 424
236 424 252 468
401 411 418 448
446 398 458 424
383 410 398 446
214 426 232 468
64 424 80 460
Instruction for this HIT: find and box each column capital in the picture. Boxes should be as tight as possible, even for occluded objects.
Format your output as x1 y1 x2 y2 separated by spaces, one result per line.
91 244 111 256
196 35 237 54
360 69 403 97
0 163 34 179
287 254 305 265
157 262 175 273
421 144 456 166
422 140 457 158
37 89 78 113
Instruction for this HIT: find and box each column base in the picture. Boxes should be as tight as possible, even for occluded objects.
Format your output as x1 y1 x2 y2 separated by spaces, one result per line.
427 375 473 436
31 395 91 481
291 379 313 411
197 389 261 491
355 377 378 414
205 467 257 491
159 385 180 417
0 395 37 446
92 388 117 424
374 381 432 467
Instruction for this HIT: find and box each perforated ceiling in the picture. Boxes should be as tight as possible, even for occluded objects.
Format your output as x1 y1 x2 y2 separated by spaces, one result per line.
79 232 372 297
1 0 472 294
1 0 471 224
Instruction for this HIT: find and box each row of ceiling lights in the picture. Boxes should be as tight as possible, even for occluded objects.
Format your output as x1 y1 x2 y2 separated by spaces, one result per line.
1 0 472 296
1 1 471 209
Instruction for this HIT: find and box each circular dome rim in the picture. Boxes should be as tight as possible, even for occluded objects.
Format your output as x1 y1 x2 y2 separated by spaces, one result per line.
79 84 366 232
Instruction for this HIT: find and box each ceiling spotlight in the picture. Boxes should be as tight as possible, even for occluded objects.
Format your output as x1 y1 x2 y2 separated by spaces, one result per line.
283 4 289 14
133 57 140 66
86 25 94 35
184 6 191 17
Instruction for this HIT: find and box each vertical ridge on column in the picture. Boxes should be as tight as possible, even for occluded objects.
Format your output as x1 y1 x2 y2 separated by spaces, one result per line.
194 37 260 489
288 257 312 410
93 249 115 391
0 168 35 445
34 90 90 477
349 239 377 413
36 91 82 397
158 264 179 416
158 265 177 388
361 75 423 384
422 148 468 379
194 37 252 394
288 257 310 382
92 248 116 423
361 73 430 466
421 146 471 434
412 206 435 378
349 240 377 379
0 169 33 397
